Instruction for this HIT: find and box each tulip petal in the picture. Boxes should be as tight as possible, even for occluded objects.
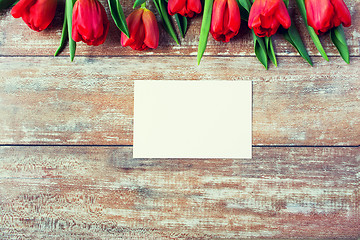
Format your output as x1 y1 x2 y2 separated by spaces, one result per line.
131 23 147 50
227 0 240 33
168 0 201 17
249 0 292 36
72 0 109 45
187 0 202 15
168 0 185 15
12 0 56 31
248 0 263 28
210 0 240 42
121 8 144 47
90 7 105 40
261 0 279 17
269 18 280 36
29 0 56 31
87 1 109 46
72 2 82 41
260 14 273 29
143 9 159 49
120 31 133 46
95 3 110 45
330 0 351 27
178 8 189 17
77 3 100 43
211 0 226 34
72 27 83 42
305 0 334 34
11 0 35 18
275 0 290 29
99 7 110 44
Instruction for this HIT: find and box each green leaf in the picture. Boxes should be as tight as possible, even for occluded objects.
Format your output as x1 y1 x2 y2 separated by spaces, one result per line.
108 0 130 37
0 0 17 9
308 26 328 61
294 0 328 61
132 0 146 8
236 0 249 21
175 14 187 38
252 31 268 69
283 22 313 66
330 25 350 63
332 25 347 46
283 0 289 7
153 0 161 13
66 0 76 61
236 0 251 21
115 0 129 35
237 0 251 12
54 14 68 57
153 0 179 45
294 0 307 22
10 0 18 6
265 36 277 67
197 0 213 65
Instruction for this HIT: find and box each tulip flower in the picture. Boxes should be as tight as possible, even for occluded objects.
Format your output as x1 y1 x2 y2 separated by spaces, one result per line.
11 0 57 31
305 0 351 35
210 0 241 42
248 0 291 37
121 8 159 51
72 0 109 46
167 0 202 18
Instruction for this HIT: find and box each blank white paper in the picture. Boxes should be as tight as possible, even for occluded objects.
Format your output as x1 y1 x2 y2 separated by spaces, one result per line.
133 80 252 159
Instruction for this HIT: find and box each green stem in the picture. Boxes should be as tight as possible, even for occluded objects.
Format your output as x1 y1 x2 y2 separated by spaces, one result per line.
153 0 179 45
294 0 328 61
197 0 213 65
54 14 68 56
141 2 146 7
66 0 76 61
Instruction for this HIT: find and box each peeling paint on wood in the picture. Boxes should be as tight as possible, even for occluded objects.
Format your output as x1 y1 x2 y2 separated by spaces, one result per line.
0 57 359 145
0 0 359 238
0 146 359 239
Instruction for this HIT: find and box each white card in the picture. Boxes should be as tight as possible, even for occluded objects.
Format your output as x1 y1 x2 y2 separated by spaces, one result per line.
133 80 252 159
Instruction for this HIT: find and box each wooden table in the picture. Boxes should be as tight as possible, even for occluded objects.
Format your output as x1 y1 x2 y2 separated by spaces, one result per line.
0 0 359 238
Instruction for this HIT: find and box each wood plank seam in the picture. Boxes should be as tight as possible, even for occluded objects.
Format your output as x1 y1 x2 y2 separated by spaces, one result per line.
0 144 359 147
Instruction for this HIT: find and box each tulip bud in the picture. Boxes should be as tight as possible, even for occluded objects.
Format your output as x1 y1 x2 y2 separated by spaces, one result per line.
72 0 109 46
305 0 351 35
210 0 241 42
121 8 159 51
248 0 291 37
11 0 57 31
167 0 202 18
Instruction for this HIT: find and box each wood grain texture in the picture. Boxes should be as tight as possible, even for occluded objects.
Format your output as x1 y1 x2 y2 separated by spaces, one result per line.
1 0 359 238
0 0 359 57
0 56 359 146
0 146 359 239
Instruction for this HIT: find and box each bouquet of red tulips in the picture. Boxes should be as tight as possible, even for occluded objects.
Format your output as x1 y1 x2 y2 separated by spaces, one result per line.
0 0 352 67
198 0 352 67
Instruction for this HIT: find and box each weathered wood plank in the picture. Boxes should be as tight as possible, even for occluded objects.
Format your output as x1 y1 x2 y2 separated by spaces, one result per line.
0 146 359 239
0 0 359 56
0 56 359 146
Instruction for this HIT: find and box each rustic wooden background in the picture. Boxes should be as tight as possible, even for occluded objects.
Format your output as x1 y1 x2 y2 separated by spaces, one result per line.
0 0 359 238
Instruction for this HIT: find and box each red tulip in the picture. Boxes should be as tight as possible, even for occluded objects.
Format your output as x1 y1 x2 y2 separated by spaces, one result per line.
305 0 351 35
72 0 109 46
121 8 159 51
210 0 241 42
11 0 57 31
167 0 202 18
248 0 291 37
